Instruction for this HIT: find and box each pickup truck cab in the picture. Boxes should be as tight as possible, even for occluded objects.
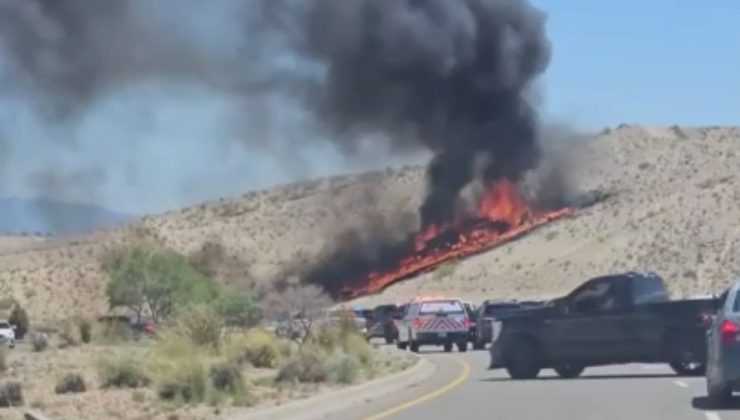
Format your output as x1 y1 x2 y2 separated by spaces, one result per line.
489 272 720 379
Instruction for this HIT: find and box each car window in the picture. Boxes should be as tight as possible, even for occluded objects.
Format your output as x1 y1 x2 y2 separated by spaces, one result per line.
419 300 464 314
570 281 619 313
632 275 669 304
0 322 9 329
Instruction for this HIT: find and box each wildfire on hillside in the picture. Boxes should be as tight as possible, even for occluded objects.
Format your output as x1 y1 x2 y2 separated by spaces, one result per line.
334 179 573 300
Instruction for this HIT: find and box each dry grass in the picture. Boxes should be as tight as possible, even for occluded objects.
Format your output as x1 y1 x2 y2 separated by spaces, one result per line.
0 126 737 323
0 328 413 420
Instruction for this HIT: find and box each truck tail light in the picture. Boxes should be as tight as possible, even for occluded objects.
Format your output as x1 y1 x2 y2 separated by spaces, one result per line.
720 320 740 344
412 319 423 330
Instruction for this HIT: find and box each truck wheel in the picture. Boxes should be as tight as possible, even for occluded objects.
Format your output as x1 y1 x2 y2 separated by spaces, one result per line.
457 341 468 352
397 341 408 350
554 364 585 379
443 342 453 352
385 336 394 345
505 338 541 380
410 342 420 353
669 360 705 376
473 339 485 350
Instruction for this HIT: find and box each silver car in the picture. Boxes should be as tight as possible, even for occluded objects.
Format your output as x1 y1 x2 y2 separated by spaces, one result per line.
706 283 740 405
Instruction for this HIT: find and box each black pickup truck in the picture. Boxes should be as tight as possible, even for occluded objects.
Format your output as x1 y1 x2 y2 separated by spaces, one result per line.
489 272 721 379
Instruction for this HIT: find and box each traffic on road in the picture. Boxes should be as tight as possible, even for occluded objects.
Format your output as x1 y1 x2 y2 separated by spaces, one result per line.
343 271 740 419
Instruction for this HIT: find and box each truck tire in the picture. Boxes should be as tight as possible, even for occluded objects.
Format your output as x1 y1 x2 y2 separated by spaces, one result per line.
457 341 468 352
385 336 394 345
443 342 453 352
505 337 541 380
410 341 420 353
669 360 705 376
554 364 585 379
397 341 408 350
473 339 485 350
666 333 706 376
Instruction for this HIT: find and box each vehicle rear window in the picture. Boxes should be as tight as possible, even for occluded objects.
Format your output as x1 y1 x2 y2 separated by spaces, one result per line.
419 300 464 314
632 275 669 304
484 304 521 317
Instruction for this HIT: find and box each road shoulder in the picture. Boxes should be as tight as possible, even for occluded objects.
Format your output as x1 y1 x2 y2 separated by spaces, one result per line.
233 352 435 420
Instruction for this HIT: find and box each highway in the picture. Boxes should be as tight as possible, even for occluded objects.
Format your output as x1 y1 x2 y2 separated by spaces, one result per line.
326 347 740 420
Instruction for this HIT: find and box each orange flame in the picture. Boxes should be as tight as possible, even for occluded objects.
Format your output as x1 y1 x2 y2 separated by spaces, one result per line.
339 179 571 300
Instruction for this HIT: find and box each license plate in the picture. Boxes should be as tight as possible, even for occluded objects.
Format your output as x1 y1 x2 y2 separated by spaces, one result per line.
438 332 447 338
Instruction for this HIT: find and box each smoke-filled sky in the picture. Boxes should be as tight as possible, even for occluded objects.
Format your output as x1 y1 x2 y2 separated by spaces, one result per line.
0 0 736 217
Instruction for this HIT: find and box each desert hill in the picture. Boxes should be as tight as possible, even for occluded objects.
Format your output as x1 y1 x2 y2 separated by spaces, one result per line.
0 197 134 236
1 125 738 323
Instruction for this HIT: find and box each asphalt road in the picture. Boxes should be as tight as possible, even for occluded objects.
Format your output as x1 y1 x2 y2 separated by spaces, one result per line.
326 346 740 420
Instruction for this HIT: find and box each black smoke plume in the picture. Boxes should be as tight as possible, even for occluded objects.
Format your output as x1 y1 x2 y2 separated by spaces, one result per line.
272 0 551 227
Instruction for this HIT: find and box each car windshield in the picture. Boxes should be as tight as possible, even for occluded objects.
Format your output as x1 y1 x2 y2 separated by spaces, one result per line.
419 300 464 314
0 322 9 329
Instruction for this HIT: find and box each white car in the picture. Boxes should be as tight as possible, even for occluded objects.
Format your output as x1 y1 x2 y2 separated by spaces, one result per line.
0 321 16 348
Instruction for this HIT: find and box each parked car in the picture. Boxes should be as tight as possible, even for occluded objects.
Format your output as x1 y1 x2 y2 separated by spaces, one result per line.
396 297 471 353
705 283 740 405
489 272 721 379
366 304 403 344
0 321 15 348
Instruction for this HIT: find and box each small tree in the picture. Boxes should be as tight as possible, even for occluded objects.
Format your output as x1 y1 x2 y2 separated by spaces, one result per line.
105 247 219 323
263 285 332 347
9 304 29 340
213 293 262 328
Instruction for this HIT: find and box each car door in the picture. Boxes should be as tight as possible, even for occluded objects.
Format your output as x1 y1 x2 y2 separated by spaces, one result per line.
545 277 632 362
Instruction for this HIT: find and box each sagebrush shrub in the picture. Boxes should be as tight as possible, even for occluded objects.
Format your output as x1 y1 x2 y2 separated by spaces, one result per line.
324 352 361 384
55 374 86 394
99 357 151 388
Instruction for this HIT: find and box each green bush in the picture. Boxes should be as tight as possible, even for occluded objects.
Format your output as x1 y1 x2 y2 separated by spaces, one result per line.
105 246 219 323
213 293 262 328
342 333 373 367
54 374 86 394
315 324 341 351
225 329 280 368
149 332 207 403
324 352 361 384
0 348 6 373
99 357 151 388
276 345 328 383
8 304 29 340
173 305 224 350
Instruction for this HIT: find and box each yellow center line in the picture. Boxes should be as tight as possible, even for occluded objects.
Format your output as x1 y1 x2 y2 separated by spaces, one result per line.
361 356 471 420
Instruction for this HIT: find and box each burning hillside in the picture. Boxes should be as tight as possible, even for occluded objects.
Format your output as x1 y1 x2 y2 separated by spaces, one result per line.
335 179 572 299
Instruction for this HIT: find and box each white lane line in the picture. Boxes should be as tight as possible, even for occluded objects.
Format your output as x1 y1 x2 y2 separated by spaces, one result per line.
705 412 722 420
673 380 689 388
